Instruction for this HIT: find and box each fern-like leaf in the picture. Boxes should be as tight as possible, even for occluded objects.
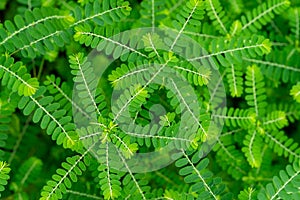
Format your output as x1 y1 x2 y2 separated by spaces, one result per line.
243 50 300 83
267 103 300 123
225 64 243 97
18 87 78 149
244 48 300 83
189 35 272 64
74 25 148 61
213 107 256 129
205 0 229 34
262 111 288 130
174 150 226 199
168 0 206 50
240 0 290 33
97 143 122 199
242 130 263 168
117 149 148 200
40 148 93 200
174 61 211 86
138 0 166 31
258 162 300 200
69 53 108 121
44 75 89 119
0 56 39 96
263 131 300 163
245 65 267 116
168 78 210 142
0 7 73 57
71 0 131 27
108 61 151 90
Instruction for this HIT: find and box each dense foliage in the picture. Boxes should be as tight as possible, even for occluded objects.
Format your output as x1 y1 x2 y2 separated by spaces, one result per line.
0 0 300 199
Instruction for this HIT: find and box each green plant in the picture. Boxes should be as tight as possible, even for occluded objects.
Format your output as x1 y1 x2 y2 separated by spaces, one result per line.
0 0 300 199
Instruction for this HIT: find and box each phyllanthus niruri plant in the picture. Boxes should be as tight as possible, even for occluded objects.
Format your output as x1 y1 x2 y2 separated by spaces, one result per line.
72 27 226 173
0 0 300 199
